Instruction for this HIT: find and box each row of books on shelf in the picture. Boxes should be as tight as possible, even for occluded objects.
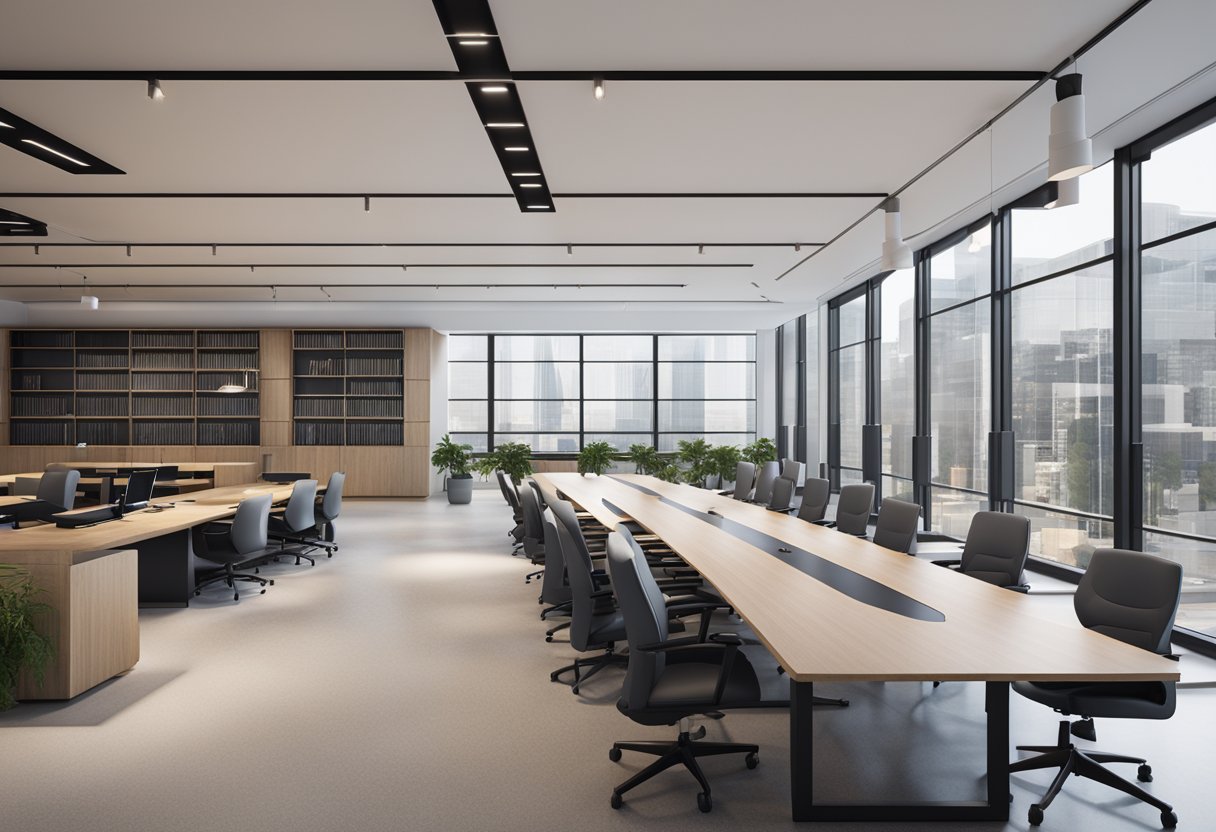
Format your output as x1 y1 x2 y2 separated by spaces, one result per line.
348 379 403 396
10 419 262 446
132 352 195 369
10 330 259 349
196 351 258 369
294 399 404 418
293 331 403 349
295 357 403 376
294 421 404 445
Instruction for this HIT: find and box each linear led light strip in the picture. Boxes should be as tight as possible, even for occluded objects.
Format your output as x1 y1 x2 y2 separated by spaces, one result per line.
21 139 90 167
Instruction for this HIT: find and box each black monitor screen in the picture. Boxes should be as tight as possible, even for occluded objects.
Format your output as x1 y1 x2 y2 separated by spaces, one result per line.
121 469 158 512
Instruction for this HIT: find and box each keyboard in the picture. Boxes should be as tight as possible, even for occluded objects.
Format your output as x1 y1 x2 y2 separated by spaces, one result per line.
53 505 121 528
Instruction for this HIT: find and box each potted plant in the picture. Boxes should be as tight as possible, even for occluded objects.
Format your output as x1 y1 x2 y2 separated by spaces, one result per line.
627 443 662 475
677 438 715 487
654 461 683 484
431 434 474 504
578 441 617 477
492 442 534 485
0 564 55 710
742 437 778 467
707 444 742 490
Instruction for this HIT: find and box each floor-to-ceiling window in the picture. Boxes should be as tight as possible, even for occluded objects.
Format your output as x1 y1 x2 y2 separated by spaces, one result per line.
829 290 868 488
657 334 756 451
582 335 654 451
447 335 490 452
494 335 581 453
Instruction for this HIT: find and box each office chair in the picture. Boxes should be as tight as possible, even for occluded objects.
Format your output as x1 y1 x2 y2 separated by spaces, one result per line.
1011 549 1181 829
935 511 1031 590
796 477 831 523
496 470 525 550
519 483 546 584
11 476 41 497
192 493 277 601
2 469 81 528
767 476 797 512
869 497 921 554
720 461 755 500
816 482 873 536
604 526 769 813
779 459 804 486
538 508 573 636
292 470 344 558
749 460 780 505
266 479 320 565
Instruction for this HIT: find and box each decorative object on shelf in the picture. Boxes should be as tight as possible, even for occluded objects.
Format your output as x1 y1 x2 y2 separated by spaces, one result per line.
216 370 253 393
741 437 778 466
676 438 715 487
577 441 617 477
707 444 743 491
0 565 55 711
432 434 474 505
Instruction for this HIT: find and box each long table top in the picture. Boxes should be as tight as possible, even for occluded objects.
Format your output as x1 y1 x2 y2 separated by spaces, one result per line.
534 473 1179 685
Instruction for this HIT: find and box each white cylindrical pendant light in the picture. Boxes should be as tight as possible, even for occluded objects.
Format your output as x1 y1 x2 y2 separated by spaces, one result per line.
1048 73 1093 182
1046 175 1081 209
880 198 913 271
80 295 99 310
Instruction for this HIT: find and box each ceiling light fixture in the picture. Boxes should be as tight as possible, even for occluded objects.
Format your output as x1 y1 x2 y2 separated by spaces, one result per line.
879 197 913 270
526 204 550 210
80 275 98 310
486 122 525 128
364 196 371 213
21 139 90 167
147 79 165 102
794 243 801 252
0 120 12 128
510 172 541 177
519 183 542 188
458 40 489 46
1047 73 1093 181
593 78 605 101
504 146 529 152
1045 176 1081 209
0 221 28 225
567 245 573 256
451 32 491 37
698 245 704 255
480 85 509 93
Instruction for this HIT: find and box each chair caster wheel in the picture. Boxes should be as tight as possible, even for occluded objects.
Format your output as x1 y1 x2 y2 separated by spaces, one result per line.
697 792 712 813
745 752 759 769
545 636 554 643
1138 764 1153 782
1162 809 1178 828
610 792 622 810
571 686 580 695
609 747 622 762
269 580 275 586
1028 805 1044 826
233 593 240 601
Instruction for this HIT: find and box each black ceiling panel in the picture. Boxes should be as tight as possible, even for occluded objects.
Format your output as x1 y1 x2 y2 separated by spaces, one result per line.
0 106 124 175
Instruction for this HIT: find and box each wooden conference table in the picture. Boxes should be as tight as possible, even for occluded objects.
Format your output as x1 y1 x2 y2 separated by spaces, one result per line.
534 473 1179 823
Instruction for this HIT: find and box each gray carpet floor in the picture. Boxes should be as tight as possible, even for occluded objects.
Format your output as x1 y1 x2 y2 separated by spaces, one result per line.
2 490 1212 831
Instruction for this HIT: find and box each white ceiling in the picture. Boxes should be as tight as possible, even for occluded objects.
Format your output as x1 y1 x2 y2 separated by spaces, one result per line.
0 0 1211 331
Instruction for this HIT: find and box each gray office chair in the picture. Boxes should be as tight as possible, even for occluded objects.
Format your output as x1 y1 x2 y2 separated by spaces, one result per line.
935 511 1031 590
820 482 874 536
539 508 573 626
496 470 525 550
749 460 780 505
3 469 81 527
767 476 797 512
266 478 320 565
870 497 920 554
307 471 344 557
12 476 41 497
193 494 276 601
721 461 756 500
519 482 546 584
1011 549 1181 829
604 526 766 813
796 477 831 523
779 459 804 485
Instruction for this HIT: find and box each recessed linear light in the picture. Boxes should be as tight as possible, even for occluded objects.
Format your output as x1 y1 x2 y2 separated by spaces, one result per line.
526 204 551 210
503 146 529 152
510 172 541 177
486 122 525 128
458 40 489 46
450 32 493 37
480 86 509 93
21 139 90 167
0 221 29 225
519 183 543 188
0 120 12 129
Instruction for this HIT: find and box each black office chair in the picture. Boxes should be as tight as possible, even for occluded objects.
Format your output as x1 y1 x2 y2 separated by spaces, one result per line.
192 494 277 601
2 469 81 527
519 482 546 584
796 477 831 523
749 461 780 505
720 461 756 500
869 497 921 554
539 507 573 627
604 526 771 813
935 511 1031 590
495 470 525 550
266 479 320 565
1011 548 1181 829
817 482 874 536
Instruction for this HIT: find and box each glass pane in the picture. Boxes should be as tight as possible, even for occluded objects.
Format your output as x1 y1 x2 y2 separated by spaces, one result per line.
1143 531 1216 636
494 362 579 399
495 433 579 453
839 468 864 487
837 344 865 469
806 311 821 467
447 335 487 361
494 400 579 432
449 433 488 453
659 400 755 433
447 362 487 399
658 335 755 361
583 400 654 432
1011 266 1114 515
930 300 989 491
494 335 580 361
1014 503 1114 568
448 400 488 432
658 433 754 452
881 474 915 503
781 322 799 426
1142 227 1216 534
1011 163 1113 285
1141 121 1216 245
837 295 866 346
583 363 653 399
584 335 653 361
929 224 991 312
658 363 755 399
930 486 986 538
880 269 915 478
584 433 655 453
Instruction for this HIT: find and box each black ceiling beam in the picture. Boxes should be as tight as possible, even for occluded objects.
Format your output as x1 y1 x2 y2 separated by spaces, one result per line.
0 69 1046 82
0 241 825 248
0 191 884 199
0 106 124 175
0 262 752 269
0 282 688 289
0 208 47 237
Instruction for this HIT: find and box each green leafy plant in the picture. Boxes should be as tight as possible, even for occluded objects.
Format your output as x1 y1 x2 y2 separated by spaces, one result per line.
578 441 617 476
677 438 715 487
0 564 55 711
430 434 473 478
627 443 661 475
741 437 778 466
490 442 534 484
654 462 683 484
707 444 742 486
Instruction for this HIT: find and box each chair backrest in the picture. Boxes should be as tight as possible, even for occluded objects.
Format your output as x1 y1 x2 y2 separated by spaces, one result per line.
528 478 548 510
606 527 671 715
320 471 345 521
959 512 1031 587
780 459 804 484
498 470 523 514
36 469 81 510
539 508 570 605
768 476 796 511
44 462 72 471
834 482 874 536
752 460 780 504
12 476 41 497
796 477 831 523
731 461 756 500
230 493 273 555
871 497 921 553
1076 549 1182 655
282 479 319 533
551 497 606 652
520 481 544 544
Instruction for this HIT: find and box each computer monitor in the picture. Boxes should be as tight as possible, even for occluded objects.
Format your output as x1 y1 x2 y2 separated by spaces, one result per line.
120 469 158 514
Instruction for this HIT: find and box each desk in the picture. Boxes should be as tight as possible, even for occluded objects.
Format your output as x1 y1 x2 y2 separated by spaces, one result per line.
0 461 256 492
534 473 1179 822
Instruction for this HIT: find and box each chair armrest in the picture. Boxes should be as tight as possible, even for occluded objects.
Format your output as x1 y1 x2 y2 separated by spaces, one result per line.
1165 653 1181 662
709 632 742 646
1006 584 1031 594
811 519 836 527
637 635 708 652
589 588 614 600
931 559 962 569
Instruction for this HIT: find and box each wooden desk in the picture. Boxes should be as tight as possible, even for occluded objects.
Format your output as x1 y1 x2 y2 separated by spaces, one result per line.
534 473 1179 822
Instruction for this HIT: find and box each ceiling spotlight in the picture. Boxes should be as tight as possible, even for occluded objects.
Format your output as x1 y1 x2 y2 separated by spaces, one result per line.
458 40 489 46
567 245 573 256
519 183 542 188
364 196 371 213
147 79 165 102
1045 176 1081 209
21 139 89 167
486 122 525 128
126 245 132 257
504 146 529 152
80 275 98 310
481 86 509 94
794 243 801 252
594 78 605 101
879 197 913 270
1047 73 1093 182
510 172 541 177
698 244 704 255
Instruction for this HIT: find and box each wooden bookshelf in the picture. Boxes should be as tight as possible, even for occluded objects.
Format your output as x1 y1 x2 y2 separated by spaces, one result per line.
292 330 405 446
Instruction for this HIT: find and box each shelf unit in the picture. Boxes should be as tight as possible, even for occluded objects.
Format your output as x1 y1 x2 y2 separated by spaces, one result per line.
292 330 404 446
8 330 261 446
